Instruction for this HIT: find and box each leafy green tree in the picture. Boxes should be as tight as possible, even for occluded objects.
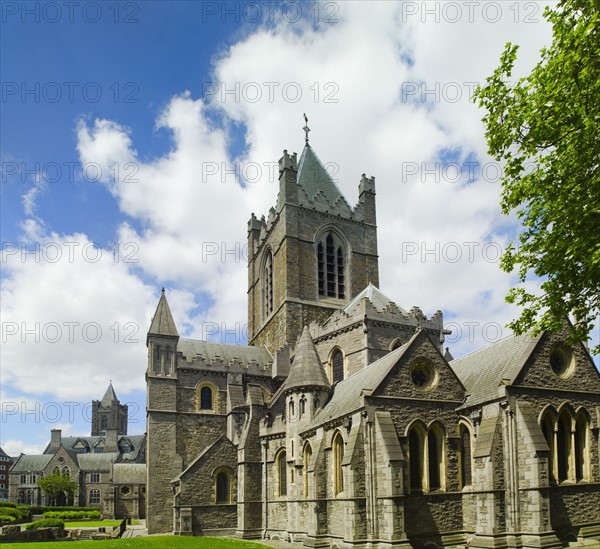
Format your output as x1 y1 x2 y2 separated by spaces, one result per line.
475 0 599 354
37 473 78 506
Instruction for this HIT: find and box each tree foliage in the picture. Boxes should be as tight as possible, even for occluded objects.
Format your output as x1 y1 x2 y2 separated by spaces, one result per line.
474 0 600 354
37 473 78 505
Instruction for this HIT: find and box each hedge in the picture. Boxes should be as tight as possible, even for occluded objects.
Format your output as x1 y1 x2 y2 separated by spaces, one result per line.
25 518 65 530
0 506 29 523
43 510 101 520
0 501 17 508
27 505 97 514
0 513 17 524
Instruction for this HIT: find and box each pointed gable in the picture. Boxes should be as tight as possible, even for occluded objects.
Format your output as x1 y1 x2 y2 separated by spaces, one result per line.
147 288 179 342
309 334 417 427
374 329 465 401
296 145 352 217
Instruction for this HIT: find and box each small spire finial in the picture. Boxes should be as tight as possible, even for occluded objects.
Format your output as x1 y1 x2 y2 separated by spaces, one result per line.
303 113 310 145
161 287 165 293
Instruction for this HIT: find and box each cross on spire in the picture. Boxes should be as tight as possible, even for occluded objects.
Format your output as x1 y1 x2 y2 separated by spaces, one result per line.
303 113 310 145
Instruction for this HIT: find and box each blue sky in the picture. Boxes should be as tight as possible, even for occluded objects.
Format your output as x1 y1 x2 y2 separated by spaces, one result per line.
1 1 597 456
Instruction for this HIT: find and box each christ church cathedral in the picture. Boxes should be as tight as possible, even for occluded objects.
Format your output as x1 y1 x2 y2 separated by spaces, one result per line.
145 126 600 548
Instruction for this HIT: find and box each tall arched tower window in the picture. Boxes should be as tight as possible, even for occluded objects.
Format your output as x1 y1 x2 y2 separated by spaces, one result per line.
317 232 346 299
263 250 274 318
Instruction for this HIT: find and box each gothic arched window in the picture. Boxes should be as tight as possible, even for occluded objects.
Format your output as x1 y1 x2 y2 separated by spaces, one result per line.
154 345 161 374
215 469 232 504
332 432 344 494
276 449 287 497
408 422 445 493
263 250 274 318
100 415 108 431
409 427 423 492
458 424 472 488
303 443 312 498
330 349 344 384
317 232 346 299
542 405 590 484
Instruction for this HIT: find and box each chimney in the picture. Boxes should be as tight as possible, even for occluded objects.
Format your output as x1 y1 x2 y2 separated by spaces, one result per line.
49 429 62 451
105 429 118 453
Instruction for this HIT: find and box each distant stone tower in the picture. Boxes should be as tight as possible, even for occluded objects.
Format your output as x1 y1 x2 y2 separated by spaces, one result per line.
91 382 128 435
247 126 379 355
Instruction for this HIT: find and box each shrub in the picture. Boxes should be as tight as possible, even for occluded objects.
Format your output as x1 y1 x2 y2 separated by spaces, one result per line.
25 518 65 530
0 501 17 508
43 510 101 520
0 513 17 524
28 506 97 514
0 508 22 520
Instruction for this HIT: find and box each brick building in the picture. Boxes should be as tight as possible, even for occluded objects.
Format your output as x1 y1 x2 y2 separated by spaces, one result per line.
0 447 15 501
145 129 600 547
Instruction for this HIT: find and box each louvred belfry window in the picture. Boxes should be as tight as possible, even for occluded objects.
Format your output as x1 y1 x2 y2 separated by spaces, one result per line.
317 232 346 299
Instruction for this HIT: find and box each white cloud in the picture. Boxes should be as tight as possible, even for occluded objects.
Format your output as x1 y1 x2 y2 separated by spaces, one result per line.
4 0 594 422
2 439 47 457
1 220 162 399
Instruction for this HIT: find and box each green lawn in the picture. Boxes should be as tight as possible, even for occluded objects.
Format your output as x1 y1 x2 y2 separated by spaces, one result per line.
0 536 272 548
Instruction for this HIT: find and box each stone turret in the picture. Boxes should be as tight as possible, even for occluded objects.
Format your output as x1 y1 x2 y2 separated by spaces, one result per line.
283 327 331 462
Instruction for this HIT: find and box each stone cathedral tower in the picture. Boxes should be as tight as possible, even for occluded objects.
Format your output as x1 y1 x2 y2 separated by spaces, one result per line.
247 129 379 355
91 382 128 436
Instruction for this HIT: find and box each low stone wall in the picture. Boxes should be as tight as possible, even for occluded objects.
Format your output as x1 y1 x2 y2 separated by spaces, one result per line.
0 526 64 543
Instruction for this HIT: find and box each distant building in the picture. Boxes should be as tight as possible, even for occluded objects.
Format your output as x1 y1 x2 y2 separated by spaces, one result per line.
0 447 15 500
8 384 146 518
145 129 600 548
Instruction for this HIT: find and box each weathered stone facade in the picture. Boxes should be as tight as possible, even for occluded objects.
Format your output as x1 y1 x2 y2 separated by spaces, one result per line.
9 384 146 519
145 137 600 548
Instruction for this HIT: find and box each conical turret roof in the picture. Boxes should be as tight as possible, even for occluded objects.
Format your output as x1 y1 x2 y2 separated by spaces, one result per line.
284 326 330 392
147 288 179 341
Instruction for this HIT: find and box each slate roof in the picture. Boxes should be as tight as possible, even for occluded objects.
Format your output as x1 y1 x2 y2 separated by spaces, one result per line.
148 289 179 340
45 435 145 460
307 334 416 428
343 283 408 316
112 463 146 484
100 382 119 407
178 339 272 375
77 453 119 470
283 326 330 392
296 145 352 217
10 454 52 472
450 332 540 408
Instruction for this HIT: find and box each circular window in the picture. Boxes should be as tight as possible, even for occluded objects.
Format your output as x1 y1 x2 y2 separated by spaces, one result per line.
57 457 64 463
549 345 574 378
409 358 436 390
120 485 131 495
